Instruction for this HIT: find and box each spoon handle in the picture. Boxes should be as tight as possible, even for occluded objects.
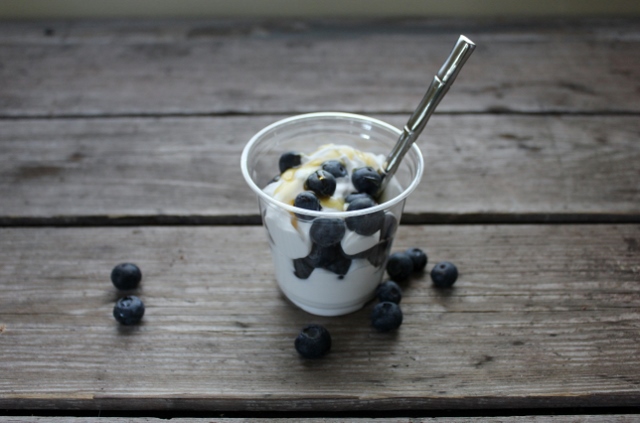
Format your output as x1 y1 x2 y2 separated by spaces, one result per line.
380 35 476 193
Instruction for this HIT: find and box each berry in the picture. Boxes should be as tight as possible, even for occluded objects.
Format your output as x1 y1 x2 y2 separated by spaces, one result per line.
380 213 398 241
386 252 414 282
345 197 385 236
431 261 458 288
310 218 346 247
405 248 428 272
293 191 321 220
279 151 302 173
325 254 352 277
367 239 390 268
110 263 142 290
347 195 375 209
371 302 403 332
322 160 348 178
345 192 376 205
301 244 352 277
305 244 340 269
376 280 402 304
352 167 383 196
295 324 331 359
293 257 314 279
305 170 336 197
113 295 145 325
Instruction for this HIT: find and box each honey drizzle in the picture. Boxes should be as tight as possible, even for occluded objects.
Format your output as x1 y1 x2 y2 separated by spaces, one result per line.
272 144 383 207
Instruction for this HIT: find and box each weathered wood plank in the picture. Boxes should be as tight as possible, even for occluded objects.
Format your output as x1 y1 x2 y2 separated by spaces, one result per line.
1 224 638 411
0 19 638 116
1 115 638 223
2 416 640 422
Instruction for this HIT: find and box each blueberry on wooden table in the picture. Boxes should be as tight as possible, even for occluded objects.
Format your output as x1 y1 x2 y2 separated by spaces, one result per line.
295 324 332 359
376 280 402 304
431 261 459 288
371 302 403 332
386 252 414 282
405 247 428 272
110 263 142 290
113 295 145 325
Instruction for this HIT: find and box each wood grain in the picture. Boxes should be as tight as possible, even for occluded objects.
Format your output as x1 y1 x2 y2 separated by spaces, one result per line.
1 224 638 411
1 17 639 419
0 19 638 117
1 114 638 223
2 417 640 422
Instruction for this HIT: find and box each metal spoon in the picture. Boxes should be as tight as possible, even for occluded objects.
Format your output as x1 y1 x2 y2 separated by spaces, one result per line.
378 35 476 196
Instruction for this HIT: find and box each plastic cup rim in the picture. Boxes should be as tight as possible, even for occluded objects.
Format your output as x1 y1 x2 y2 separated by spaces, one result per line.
240 112 424 219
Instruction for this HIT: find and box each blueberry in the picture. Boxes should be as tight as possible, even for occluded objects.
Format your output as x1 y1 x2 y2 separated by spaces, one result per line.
380 213 398 241
305 170 336 197
305 244 340 269
322 160 348 178
431 261 458 288
279 151 302 173
295 324 331 359
345 197 385 236
293 191 321 220
310 218 346 247
367 239 390 268
386 252 414 282
345 192 376 205
110 263 142 291
293 257 314 279
113 295 145 325
376 280 402 304
405 248 428 272
302 244 352 277
352 167 383 196
325 254 352 277
371 302 403 332
347 195 376 209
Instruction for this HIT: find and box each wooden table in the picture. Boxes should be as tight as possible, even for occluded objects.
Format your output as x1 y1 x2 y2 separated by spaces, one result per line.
1 18 639 422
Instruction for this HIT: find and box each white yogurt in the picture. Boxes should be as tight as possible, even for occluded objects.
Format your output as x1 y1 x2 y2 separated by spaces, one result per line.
261 144 403 316
263 144 386 212
271 247 386 316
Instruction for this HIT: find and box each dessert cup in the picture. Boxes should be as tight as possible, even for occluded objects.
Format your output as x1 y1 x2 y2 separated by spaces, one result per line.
241 112 423 316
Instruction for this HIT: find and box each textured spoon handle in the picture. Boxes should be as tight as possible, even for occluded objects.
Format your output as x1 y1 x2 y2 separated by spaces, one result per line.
380 35 476 194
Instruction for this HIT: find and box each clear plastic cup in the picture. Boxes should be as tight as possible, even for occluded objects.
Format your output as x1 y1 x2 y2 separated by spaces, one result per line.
241 112 423 316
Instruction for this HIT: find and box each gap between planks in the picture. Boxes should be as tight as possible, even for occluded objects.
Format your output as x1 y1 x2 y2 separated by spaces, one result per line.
2 212 640 227
0 411 639 421
0 110 639 120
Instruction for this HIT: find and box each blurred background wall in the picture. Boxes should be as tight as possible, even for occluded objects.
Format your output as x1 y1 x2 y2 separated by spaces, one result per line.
1 0 639 19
